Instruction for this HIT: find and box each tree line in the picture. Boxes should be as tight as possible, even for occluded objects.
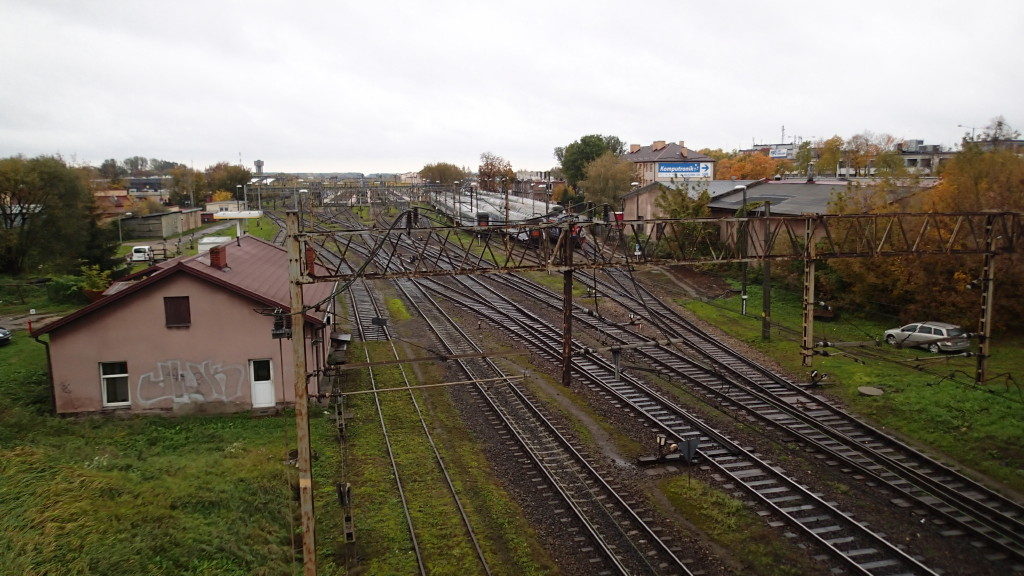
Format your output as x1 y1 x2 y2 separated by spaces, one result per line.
418 117 1023 333
0 154 253 275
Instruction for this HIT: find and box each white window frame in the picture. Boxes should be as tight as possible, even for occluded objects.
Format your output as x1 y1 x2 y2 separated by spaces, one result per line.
100 361 130 407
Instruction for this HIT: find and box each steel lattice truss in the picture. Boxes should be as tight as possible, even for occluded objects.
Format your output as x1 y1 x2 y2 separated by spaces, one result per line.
298 211 1021 283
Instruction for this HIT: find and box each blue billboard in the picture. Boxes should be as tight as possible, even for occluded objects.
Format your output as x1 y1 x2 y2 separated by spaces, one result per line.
656 162 712 178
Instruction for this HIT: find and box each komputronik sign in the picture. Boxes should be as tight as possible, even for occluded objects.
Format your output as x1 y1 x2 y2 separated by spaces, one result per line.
656 162 713 179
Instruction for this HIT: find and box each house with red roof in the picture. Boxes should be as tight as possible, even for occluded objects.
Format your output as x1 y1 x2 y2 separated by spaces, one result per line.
31 235 337 415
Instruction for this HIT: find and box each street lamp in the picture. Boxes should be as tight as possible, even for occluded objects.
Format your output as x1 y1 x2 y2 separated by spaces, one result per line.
734 185 749 315
958 124 979 141
235 184 249 210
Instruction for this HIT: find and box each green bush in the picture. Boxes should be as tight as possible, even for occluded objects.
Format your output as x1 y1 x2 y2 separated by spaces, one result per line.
45 275 87 304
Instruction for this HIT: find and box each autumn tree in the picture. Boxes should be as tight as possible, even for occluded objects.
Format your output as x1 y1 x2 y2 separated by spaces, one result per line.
653 180 714 259
478 152 514 192
122 156 149 175
974 115 1020 143
210 190 234 202
697 148 731 162
794 141 814 175
579 151 634 206
815 136 844 176
128 197 165 216
149 159 185 173
826 138 1024 332
0 156 117 274
557 134 624 187
419 162 467 185
204 162 252 200
99 158 125 180
168 166 203 207
715 152 791 180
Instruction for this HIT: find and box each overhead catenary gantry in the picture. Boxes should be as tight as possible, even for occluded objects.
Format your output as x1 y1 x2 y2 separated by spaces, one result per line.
295 209 1020 382
285 208 1021 575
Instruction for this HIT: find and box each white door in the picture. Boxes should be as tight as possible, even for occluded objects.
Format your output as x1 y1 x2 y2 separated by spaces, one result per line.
250 359 275 408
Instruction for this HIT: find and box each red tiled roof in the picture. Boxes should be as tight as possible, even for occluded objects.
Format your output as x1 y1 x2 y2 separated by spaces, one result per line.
625 142 714 163
31 235 336 336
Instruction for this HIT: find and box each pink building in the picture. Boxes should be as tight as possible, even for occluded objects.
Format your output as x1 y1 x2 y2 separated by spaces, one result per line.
32 236 337 415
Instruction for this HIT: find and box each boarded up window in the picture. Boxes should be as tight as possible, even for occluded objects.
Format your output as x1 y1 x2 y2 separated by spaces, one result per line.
164 296 191 327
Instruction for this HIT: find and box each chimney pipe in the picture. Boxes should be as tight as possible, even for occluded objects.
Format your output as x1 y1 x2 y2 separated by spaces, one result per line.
209 245 227 269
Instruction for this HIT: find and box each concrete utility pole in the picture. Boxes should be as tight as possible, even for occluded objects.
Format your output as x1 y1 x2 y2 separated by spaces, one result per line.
286 211 317 576
801 217 817 367
975 215 997 384
735 185 749 315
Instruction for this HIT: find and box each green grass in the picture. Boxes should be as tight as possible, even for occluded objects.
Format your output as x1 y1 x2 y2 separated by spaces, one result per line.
661 476 816 575
2 297 339 576
320 341 551 575
520 270 590 298
682 281 1024 492
0 277 78 319
386 298 410 321
0 334 299 576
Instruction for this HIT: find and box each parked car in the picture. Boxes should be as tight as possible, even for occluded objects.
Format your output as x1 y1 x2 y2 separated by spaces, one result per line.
129 245 153 262
883 321 970 353
0 327 11 345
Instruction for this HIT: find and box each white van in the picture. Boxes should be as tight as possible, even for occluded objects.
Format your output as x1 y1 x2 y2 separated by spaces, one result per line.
130 245 153 262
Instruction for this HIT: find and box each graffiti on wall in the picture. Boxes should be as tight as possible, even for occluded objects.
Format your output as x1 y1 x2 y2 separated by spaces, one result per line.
137 360 245 406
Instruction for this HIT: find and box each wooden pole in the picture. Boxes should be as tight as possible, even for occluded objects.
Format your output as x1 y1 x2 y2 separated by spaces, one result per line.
287 211 317 576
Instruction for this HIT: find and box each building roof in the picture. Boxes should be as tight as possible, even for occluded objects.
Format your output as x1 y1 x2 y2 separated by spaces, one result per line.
708 179 855 216
625 142 715 163
620 179 762 201
32 235 335 336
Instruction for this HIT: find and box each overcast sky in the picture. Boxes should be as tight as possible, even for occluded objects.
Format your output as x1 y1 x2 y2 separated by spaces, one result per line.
2 1 1020 174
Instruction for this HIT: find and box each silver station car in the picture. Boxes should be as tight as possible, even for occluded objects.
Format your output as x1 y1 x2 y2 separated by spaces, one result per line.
884 321 970 353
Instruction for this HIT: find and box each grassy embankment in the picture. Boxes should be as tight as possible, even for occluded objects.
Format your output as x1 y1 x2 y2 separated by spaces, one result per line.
0 281 548 575
0 333 299 576
681 281 1024 492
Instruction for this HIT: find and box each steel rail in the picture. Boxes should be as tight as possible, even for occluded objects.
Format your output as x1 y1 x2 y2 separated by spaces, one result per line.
420 273 938 576
586 265 1024 556
313 228 493 575
339 207 693 575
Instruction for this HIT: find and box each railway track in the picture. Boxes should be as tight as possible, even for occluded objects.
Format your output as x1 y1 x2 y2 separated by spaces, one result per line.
383 204 1024 571
582 266 1024 561
313 232 493 574
315 207 694 574
330 208 933 574
397 276 693 575
295 206 1022 574
421 273 935 576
